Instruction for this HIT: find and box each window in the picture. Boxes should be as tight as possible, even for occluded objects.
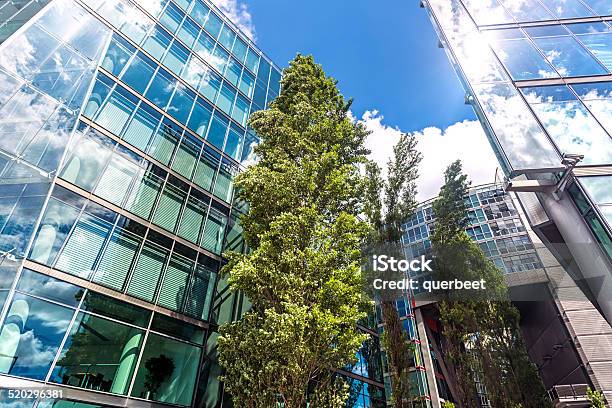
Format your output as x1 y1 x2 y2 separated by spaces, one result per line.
121 52 156 94
167 83 195 124
101 35 133 77
204 10 222 38
581 176 612 227
207 112 229 150
201 204 227 254
546 0 595 18
462 0 514 25
130 333 201 406
216 82 236 115
145 68 176 109
571 82 612 133
178 193 209 244
224 57 242 87
158 250 193 311
125 169 164 220
159 2 184 34
121 103 161 152
152 178 186 232
521 85 612 165
142 25 172 61
570 23 612 72
501 0 553 21
190 0 210 26
188 97 213 137
94 87 138 136
213 159 235 202
194 30 215 58
245 47 259 74
50 313 144 395
232 94 249 126
0 293 74 380
199 69 221 102
163 41 189 76
126 239 168 301
177 17 199 48
172 135 201 179
193 146 219 191
224 123 244 160
148 119 181 165
232 37 248 63
218 25 236 51
94 149 140 206
93 225 142 290
60 130 114 191
487 28 558 80
526 25 608 77
239 70 254 98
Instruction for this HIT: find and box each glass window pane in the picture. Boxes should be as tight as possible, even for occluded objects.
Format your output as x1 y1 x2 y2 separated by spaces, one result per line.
127 240 167 301
120 52 156 94
167 83 195 124
462 0 515 25
163 41 189 76
582 0 612 15
213 160 235 202
522 85 612 165
121 104 161 152
190 0 210 26
142 25 172 61
150 313 205 344
224 123 244 160
94 152 139 206
224 57 242 87
178 195 208 244
201 206 227 254
193 146 219 191
571 81 612 132
216 82 235 115
206 112 228 150
528 30 608 77
187 97 213 137
29 197 81 266
60 131 113 191
181 56 207 89
83 76 113 119
231 95 249 126
125 170 163 220
501 0 554 21
176 17 199 48
152 181 186 232
488 30 558 80
194 30 215 59
55 214 112 279
157 252 192 311
0 293 74 380
546 0 595 18
93 227 141 291
232 37 248 63
81 291 150 327
245 47 259 74
239 70 254 98
16 269 83 307
575 32 612 71
145 68 176 109
199 70 221 102
148 119 181 165
101 35 133 77
95 88 137 136
172 135 201 179
218 24 236 51
130 333 200 406
204 10 222 38
51 313 144 395
581 176 612 205
159 2 184 33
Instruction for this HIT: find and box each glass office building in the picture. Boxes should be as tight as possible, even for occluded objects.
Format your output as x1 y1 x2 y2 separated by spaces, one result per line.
423 1 612 403
0 0 283 406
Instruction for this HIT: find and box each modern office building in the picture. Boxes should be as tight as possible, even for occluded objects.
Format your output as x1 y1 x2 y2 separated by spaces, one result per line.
397 183 612 407
421 0 612 405
0 0 288 406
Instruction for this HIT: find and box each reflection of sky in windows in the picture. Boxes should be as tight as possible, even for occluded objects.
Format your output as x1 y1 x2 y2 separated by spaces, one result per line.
572 82 612 133
521 85 612 164
580 176 612 227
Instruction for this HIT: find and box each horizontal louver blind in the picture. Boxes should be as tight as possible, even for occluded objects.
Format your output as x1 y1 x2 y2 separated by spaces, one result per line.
95 94 132 136
122 111 156 152
193 156 216 191
127 242 166 302
201 209 226 254
172 141 198 179
157 255 191 311
94 230 140 291
184 274 208 319
148 130 176 165
55 216 110 279
213 169 232 202
94 158 138 206
178 200 206 244
152 185 184 232
126 172 161 219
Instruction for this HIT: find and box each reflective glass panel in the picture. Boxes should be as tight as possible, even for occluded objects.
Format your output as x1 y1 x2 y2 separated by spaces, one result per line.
546 0 595 18
121 52 156 94
145 69 176 109
501 0 554 21
16 269 83 307
571 82 612 132
574 31 612 71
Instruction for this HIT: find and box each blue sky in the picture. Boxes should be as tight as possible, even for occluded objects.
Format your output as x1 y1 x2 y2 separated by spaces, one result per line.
215 0 500 200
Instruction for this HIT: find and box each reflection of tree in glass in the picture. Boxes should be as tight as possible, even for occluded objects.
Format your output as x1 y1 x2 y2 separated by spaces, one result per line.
144 355 175 398
345 377 364 408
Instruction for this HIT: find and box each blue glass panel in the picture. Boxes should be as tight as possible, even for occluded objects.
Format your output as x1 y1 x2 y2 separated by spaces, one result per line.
217 82 235 115
194 30 216 58
207 112 228 150
232 37 248 63
199 70 221 102
571 82 612 132
17 269 83 307
232 94 249 126
163 41 190 76
145 68 176 109
121 52 156 94
142 25 172 61
582 0 612 15
167 83 195 124
190 0 210 26
188 97 213 137
218 24 236 51
575 32 612 71
224 123 244 160
0 293 74 380
461 0 514 25
245 47 259 74
204 10 222 38
177 16 199 47
501 0 554 21
581 176 612 205
239 70 254 98
224 57 242 87
101 35 134 77
545 0 595 18
159 2 184 34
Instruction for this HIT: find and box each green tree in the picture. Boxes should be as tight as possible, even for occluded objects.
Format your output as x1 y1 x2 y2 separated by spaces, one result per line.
363 135 423 407
431 160 548 408
217 55 372 408
587 388 606 408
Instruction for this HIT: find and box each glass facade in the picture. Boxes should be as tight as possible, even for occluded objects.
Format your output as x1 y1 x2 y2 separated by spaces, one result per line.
424 0 612 322
0 0 282 406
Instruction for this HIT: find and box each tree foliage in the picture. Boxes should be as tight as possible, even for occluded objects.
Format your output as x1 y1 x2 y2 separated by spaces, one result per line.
217 55 372 408
587 388 606 408
431 160 548 408
363 135 423 407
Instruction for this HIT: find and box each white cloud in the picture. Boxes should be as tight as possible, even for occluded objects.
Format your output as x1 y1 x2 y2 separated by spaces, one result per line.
210 0 256 41
361 110 501 202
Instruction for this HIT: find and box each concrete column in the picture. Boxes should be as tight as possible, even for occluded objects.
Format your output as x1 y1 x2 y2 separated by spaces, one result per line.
415 308 441 408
